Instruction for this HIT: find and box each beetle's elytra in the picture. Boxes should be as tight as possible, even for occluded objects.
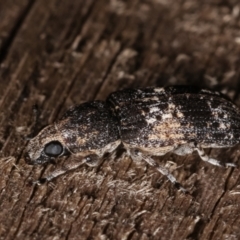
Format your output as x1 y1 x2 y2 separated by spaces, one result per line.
25 86 239 192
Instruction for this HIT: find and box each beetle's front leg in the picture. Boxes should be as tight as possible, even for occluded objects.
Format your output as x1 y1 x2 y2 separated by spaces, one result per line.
34 154 102 184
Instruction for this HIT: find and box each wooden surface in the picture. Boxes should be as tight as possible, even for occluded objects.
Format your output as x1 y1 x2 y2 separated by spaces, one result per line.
1 0 240 239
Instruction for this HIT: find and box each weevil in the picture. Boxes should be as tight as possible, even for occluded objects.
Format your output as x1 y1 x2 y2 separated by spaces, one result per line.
25 86 239 192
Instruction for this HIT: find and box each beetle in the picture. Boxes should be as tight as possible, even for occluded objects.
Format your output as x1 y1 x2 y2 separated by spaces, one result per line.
25 86 239 192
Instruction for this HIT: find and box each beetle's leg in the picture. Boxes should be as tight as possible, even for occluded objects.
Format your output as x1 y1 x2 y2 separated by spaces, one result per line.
143 155 188 193
173 144 194 156
129 149 188 193
84 154 102 167
195 147 236 168
33 158 88 184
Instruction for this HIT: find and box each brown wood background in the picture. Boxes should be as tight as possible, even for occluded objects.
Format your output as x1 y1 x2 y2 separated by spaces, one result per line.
1 0 240 239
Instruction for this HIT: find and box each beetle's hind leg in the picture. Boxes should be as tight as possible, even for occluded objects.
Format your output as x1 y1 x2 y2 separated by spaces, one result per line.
129 149 188 193
195 147 236 168
173 144 236 168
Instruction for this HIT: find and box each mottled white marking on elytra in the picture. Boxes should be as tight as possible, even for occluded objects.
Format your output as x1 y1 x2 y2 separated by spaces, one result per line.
201 89 219 95
149 107 160 113
141 110 146 116
154 88 165 93
206 133 210 138
212 112 219 118
207 101 211 108
219 123 227 129
146 117 157 124
168 103 176 110
162 113 173 120
176 111 184 118
142 96 159 102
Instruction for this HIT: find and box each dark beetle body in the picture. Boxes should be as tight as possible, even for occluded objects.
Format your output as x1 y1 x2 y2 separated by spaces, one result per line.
58 101 120 154
25 86 239 188
26 101 121 164
107 86 240 153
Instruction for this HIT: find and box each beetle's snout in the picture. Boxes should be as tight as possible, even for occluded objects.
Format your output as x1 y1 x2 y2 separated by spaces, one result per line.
24 152 35 165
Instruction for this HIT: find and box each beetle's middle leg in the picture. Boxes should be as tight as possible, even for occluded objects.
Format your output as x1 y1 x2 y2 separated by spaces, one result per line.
128 149 188 193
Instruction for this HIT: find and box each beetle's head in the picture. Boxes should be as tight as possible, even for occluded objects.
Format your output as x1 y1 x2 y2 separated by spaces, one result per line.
25 124 67 165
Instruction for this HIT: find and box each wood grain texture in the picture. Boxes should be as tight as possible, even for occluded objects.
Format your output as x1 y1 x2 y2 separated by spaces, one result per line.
1 0 240 239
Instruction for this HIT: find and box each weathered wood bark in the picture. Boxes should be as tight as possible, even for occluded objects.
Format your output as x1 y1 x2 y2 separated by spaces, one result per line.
1 0 240 239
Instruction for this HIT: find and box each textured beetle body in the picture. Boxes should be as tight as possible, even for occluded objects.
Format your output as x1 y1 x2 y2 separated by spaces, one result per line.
56 101 120 156
107 87 240 154
25 86 239 190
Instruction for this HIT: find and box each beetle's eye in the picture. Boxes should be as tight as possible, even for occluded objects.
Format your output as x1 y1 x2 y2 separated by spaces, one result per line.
44 141 63 157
